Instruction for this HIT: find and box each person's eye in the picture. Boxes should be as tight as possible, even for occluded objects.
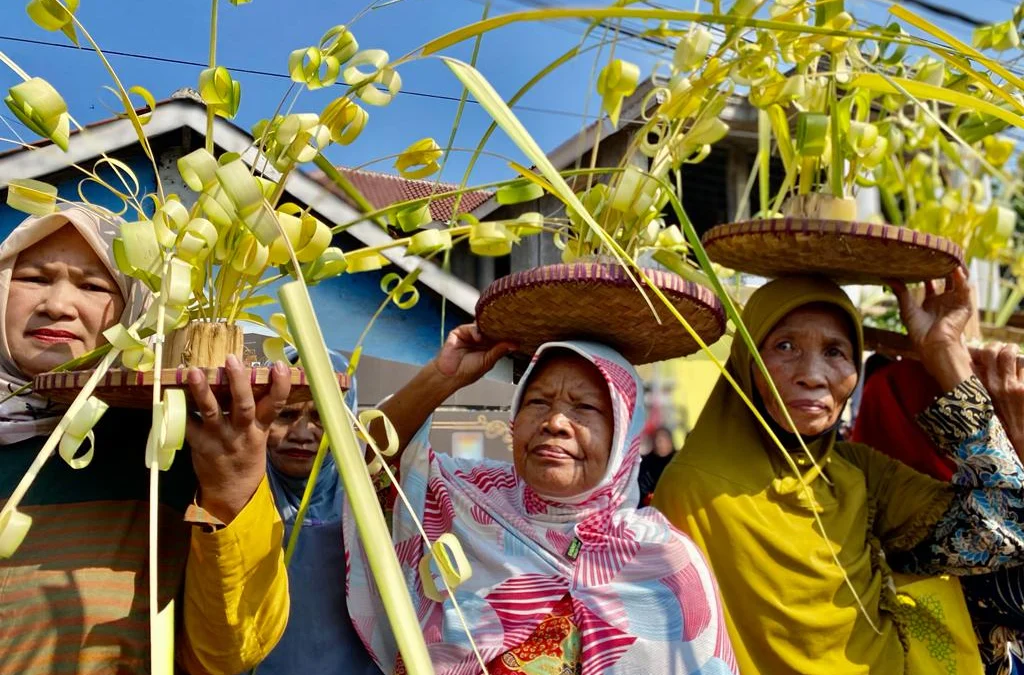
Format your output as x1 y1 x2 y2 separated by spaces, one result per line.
577 402 600 412
775 340 794 352
279 411 300 421
81 282 113 293
826 346 848 359
15 274 47 285
525 397 548 407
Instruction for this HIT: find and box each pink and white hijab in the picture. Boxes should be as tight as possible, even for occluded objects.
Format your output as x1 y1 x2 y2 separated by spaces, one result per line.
345 341 737 675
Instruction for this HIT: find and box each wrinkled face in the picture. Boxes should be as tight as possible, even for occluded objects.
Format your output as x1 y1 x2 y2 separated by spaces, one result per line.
753 305 859 437
6 226 124 377
512 354 614 499
653 429 674 457
267 401 323 478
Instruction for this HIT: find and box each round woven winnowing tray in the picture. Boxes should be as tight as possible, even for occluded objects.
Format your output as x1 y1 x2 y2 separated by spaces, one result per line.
702 218 964 284
476 262 726 364
33 366 349 409
980 323 1024 345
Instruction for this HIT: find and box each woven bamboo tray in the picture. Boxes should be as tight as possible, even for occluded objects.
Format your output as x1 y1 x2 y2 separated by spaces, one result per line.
33 366 349 409
476 262 725 364
864 325 1024 365
702 218 963 284
980 323 1024 345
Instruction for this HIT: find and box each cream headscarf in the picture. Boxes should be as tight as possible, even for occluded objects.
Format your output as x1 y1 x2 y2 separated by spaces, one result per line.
0 204 148 445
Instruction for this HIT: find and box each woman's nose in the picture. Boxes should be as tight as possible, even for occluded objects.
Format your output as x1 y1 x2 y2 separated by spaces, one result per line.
793 355 828 388
38 281 77 320
541 410 572 436
290 417 318 442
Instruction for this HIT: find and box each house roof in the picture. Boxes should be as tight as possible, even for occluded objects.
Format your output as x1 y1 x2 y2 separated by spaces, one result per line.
468 81 759 221
311 167 492 224
0 97 480 315
467 81 663 221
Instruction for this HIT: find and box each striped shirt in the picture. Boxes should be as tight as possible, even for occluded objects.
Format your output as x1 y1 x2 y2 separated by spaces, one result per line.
0 408 289 675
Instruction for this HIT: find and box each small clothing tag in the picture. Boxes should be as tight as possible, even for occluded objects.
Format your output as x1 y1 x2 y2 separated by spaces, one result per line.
566 537 582 560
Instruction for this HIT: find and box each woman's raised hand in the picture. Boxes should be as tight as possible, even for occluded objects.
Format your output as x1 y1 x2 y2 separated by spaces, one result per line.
972 342 1024 458
369 325 515 464
432 324 516 392
889 267 974 392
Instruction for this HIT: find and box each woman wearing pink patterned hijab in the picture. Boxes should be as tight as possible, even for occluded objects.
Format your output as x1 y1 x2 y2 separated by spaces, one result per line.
345 324 736 675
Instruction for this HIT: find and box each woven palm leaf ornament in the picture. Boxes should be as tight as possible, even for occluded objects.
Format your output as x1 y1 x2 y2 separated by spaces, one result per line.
429 0 1024 641
1 0 1024 672
0 2 493 672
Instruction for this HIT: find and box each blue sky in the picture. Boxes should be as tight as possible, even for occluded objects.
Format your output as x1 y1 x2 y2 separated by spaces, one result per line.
0 0 1015 187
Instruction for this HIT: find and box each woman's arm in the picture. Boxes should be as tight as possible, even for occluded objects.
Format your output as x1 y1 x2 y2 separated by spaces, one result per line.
179 478 288 674
887 377 1024 575
878 272 1024 574
918 377 1024 490
371 361 458 458
368 324 514 464
178 358 293 673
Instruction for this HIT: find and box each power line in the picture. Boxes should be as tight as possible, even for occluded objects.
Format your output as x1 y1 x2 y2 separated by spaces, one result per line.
464 0 667 58
3 2 1020 130
0 33 610 122
901 0 983 27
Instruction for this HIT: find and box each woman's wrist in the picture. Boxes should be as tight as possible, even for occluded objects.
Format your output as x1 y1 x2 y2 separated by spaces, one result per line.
922 342 975 393
197 478 261 525
424 359 465 401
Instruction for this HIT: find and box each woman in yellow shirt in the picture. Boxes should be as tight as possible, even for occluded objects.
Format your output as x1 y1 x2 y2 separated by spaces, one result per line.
654 273 1024 674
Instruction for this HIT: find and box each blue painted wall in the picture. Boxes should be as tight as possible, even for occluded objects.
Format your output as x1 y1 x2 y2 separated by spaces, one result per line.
0 153 160 232
260 274 464 365
0 150 467 366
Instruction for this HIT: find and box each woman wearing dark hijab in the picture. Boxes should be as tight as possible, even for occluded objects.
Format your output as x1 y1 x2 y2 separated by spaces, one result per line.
638 426 675 506
254 348 379 674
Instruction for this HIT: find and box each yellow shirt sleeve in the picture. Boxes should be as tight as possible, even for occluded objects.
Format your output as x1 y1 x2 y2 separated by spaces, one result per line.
837 442 953 551
178 476 289 675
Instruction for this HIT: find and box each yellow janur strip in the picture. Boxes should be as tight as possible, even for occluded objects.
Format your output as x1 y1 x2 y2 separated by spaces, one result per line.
849 74 1024 131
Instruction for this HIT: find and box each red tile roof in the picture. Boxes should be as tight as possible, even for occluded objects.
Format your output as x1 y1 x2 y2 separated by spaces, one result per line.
310 167 493 224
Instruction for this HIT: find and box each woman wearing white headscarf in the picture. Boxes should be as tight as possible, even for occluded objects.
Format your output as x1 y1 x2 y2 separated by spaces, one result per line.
0 204 149 443
0 203 292 675
346 325 736 674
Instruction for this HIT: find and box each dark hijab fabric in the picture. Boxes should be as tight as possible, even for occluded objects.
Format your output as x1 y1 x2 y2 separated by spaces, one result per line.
255 349 380 675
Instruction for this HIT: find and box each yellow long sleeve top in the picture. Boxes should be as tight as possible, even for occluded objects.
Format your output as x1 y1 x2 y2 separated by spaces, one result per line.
180 477 289 674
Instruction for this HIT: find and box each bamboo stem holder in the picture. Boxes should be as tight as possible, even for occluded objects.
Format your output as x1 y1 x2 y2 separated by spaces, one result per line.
162 321 244 369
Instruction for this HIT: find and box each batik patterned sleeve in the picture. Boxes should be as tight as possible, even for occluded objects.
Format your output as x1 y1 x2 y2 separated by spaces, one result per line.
890 376 1024 575
919 377 1024 489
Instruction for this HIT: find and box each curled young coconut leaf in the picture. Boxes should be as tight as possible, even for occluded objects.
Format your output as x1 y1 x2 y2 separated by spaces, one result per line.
6 178 58 216
395 138 443 180
5 77 71 151
199 66 241 119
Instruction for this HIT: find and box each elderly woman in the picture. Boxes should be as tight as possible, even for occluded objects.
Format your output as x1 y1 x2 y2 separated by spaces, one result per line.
345 326 737 674
0 204 290 674
654 271 1024 675
254 349 379 675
